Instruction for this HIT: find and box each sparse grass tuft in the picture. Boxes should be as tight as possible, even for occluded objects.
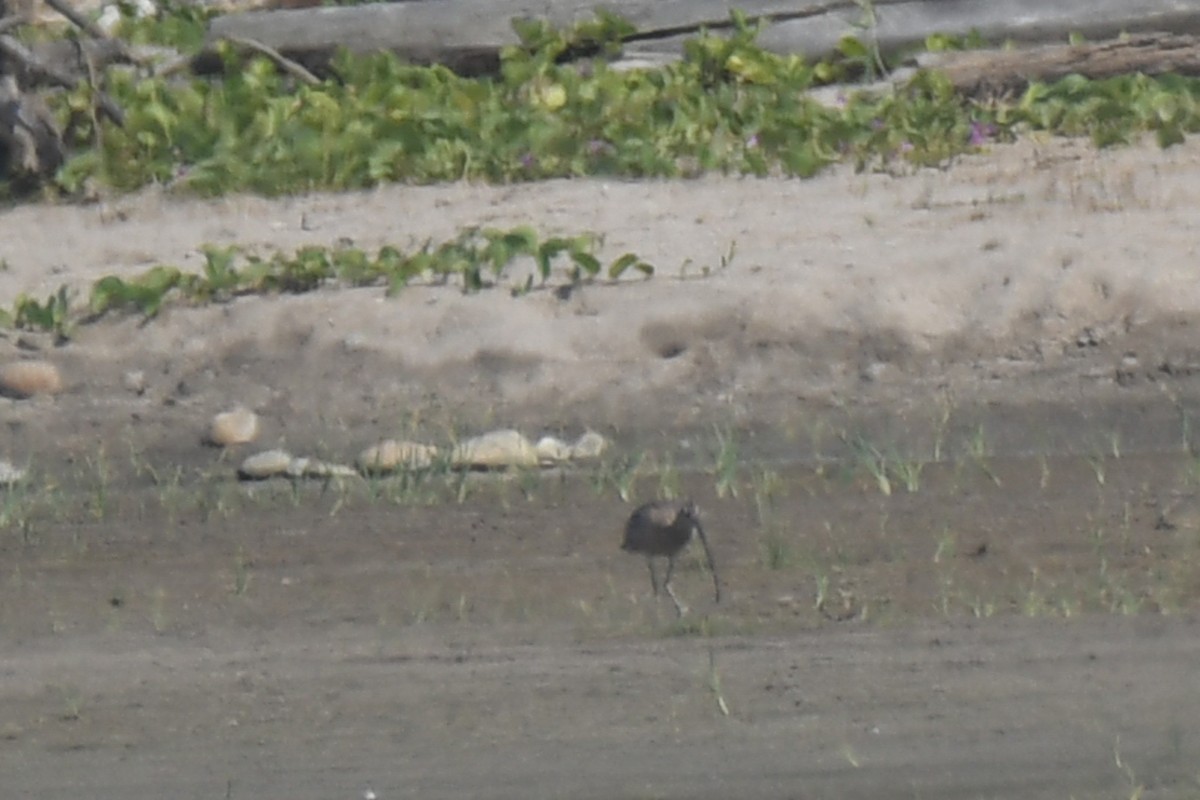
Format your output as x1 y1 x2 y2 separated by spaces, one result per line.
232 548 251 596
965 425 1001 486
592 451 645 503
760 526 797 570
750 465 783 525
712 426 740 499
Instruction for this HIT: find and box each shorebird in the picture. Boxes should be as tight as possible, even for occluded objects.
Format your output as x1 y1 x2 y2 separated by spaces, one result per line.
621 499 721 617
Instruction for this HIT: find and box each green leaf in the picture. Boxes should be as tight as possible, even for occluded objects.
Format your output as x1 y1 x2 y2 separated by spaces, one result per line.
90 276 130 316
607 252 653 279
569 250 601 277
836 35 870 61
536 237 572 281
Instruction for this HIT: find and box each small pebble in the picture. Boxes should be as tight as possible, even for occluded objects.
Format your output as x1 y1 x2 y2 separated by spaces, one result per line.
237 449 292 480
356 439 438 474
122 370 147 395
570 430 609 460
452 429 538 469
0 360 62 399
208 407 260 447
0 459 28 486
535 435 572 464
287 457 357 479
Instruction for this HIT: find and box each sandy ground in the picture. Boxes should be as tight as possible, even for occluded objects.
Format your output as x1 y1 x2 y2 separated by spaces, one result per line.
3 136 1200 797
3 135 1200 458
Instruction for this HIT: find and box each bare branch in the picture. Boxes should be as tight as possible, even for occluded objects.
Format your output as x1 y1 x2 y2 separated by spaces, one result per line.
41 0 141 65
220 35 322 86
0 33 124 126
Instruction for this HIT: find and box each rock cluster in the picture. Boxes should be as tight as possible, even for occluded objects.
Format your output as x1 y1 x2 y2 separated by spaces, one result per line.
0 358 609 483
238 428 608 482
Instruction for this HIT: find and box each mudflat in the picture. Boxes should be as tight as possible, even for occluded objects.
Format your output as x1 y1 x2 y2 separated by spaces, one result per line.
2 136 1200 798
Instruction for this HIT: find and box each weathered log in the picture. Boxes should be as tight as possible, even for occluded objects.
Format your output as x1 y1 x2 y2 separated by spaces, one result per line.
0 33 125 125
4 36 131 85
202 0 1200 77
42 0 141 65
922 32 1200 96
0 73 63 186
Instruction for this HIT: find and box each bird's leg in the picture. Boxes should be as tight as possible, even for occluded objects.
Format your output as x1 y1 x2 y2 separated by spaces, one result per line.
663 556 688 618
646 556 660 596
664 583 687 618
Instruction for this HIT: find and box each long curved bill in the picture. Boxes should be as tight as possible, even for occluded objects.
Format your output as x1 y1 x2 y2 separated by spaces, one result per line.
693 519 721 604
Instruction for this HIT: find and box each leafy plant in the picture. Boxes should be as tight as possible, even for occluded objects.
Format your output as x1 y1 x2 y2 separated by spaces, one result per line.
17 8 1200 201
11 286 73 340
116 0 217 50
89 265 186 318
1 227 657 329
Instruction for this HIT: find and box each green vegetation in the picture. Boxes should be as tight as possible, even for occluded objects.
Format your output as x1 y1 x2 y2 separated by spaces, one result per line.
2 286 73 341
0 226 653 334
23 9 1198 200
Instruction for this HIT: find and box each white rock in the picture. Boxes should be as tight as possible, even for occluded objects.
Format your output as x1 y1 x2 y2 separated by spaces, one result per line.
208 407 260 447
286 457 313 478
287 457 357 479
238 449 292 480
309 461 358 479
0 459 27 486
356 439 438 474
452 429 538 469
570 430 609 460
122 370 146 395
0 360 62 399
97 0 155 35
535 435 572 464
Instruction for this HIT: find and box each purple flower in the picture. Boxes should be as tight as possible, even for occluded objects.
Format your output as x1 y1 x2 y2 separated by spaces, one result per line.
586 139 614 156
745 134 759 149
519 152 537 169
969 121 997 146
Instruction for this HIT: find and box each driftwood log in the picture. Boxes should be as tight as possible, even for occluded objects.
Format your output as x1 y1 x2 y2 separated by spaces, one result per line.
804 32 1200 107
923 32 1200 96
202 0 1200 77
0 0 131 188
0 72 63 186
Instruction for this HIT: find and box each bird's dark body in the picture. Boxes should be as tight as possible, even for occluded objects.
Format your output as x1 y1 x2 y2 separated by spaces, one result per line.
621 499 720 614
622 500 697 556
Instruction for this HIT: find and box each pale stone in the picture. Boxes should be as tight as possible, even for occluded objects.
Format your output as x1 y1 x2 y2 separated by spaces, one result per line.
287 457 357 479
308 461 357 479
122 370 146 395
286 456 312 478
451 429 538 469
570 430 609 460
1156 495 1200 532
0 360 62 398
0 459 27 486
238 449 292 480
535 435 572 464
208 407 260 447
356 439 438 474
